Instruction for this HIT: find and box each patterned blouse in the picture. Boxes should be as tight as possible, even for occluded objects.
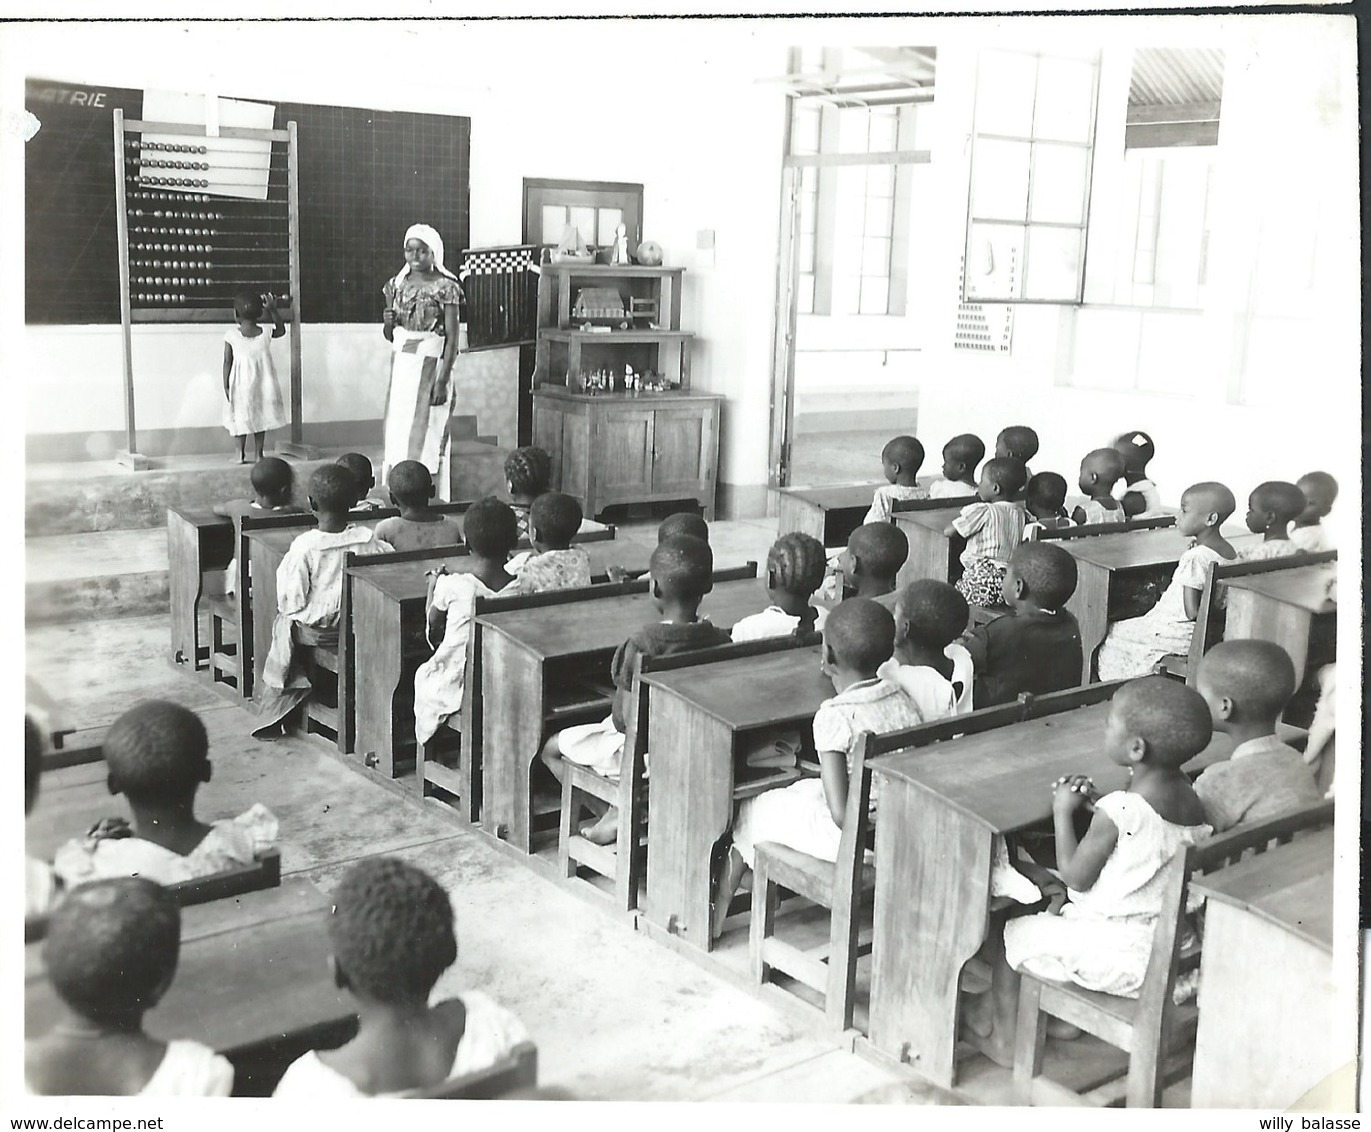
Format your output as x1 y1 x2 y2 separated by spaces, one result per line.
382 274 464 335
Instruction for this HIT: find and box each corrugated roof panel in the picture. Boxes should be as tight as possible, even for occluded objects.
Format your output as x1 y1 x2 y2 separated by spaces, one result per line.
1129 47 1225 106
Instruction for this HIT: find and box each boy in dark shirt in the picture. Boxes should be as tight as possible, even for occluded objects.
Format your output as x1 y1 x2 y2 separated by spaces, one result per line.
540 534 730 843
963 542 1083 707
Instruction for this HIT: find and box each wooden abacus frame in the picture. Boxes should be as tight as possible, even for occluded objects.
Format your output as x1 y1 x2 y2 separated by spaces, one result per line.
112 110 308 467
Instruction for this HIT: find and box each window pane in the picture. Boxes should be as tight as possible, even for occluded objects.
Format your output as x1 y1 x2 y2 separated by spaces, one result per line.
797 272 815 315
863 195 893 238
832 271 860 315
1029 143 1089 224
799 231 815 272
837 235 864 277
799 190 817 235
835 168 868 236
965 223 1025 300
864 163 894 198
970 138 1030 221
859 276 890 314
838 107 873 153
801 166 818 192
791 104 821 155
868 109 898 153
1023 226 1083 301
862 237 892 277
568 206 596 246
596 208 624 246
1033 57 1097 142
975 51 1037 137
541 205 568 245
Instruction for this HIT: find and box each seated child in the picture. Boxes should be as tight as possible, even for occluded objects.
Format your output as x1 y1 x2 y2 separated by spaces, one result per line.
503 446 553 541
819 522 910 606
541 536 731 844
25 878 235 1096
929 433 985 499
338 452 386 511
1113 430 1164 518
995 425 1039 492
26 716 61 923
968 678 1213 1062
963 543 1083 707
864 435 929 524
1096 482 1237 681
508 492 592 593
715 598 925 936
1022 471 1075 542
878 579 974 716
1192 639 1322 831
214 455 307 595
1238 480 1306 561
732 532 826 642
607 511 709 582
945 457 1026 607
253 465 395 733
413 498 520 748
55 701 278 886
1071 447 1127 526
273 857 527 1097
1289 471 1338 552
374 460 464 552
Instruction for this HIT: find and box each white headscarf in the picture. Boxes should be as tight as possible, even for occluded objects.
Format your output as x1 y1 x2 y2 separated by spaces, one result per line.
393 223 459 287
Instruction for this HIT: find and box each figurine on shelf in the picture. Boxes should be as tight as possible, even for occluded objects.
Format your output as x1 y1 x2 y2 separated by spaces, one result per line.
610 223 631 266
553 222 593 264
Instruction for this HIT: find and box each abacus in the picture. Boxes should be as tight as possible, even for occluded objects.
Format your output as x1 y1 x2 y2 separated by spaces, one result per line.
112 110 307 466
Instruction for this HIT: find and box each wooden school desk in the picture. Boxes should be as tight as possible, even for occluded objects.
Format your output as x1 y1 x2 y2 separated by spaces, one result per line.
477 575 767 852
1224 561 1337 687
1060 527 1258 685
1190 829 1336 1109
865 699 1241 1089
641 645 832 951
892 505 973 591
167 507 235 670
26 877 354 1095
777 483 885 547
346 540 656 778
26 760 118 863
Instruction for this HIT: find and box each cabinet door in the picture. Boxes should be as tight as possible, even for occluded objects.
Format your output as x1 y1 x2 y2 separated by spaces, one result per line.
596 407 655 497
650 406 715 496
532 404 564 490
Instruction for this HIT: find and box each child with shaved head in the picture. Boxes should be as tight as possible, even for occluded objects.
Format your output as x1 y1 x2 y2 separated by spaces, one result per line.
374 460 463 552
715 598 924 937
1289 471 1338 553
1192 640 1321 831
1237 480 1307 561
1071 448 1126 526
863 434 929 525
1113 430 1165 519
819 521 910 608
929 433 986 499
1097 481 1238 680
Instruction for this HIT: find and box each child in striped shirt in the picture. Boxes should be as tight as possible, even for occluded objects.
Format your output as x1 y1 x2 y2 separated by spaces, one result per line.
945 457 1026 607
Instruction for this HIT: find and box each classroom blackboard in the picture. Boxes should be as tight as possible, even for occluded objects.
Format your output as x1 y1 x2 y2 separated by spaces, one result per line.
25 79 470 326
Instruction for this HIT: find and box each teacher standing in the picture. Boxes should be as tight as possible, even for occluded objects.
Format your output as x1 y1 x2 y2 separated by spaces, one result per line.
382 223 464 497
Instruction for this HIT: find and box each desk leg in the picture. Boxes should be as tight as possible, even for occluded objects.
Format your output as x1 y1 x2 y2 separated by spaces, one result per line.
481 634 542 852
895 521 952 591
1224 591 1314 688
1067 561 1109 684
167 516 203 668
249 545 279 705
352 583 404 776
868 783 993 1089
643 694 733 952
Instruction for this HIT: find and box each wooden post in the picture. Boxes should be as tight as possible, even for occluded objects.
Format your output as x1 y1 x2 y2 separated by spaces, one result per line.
278 120 318 458
112 110 149 469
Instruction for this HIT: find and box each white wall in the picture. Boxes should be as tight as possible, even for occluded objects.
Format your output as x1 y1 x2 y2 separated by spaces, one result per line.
6 21 788 489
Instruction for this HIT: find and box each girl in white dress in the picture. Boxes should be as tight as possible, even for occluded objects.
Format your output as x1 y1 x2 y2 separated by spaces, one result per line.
273 858 528 1097
1096 482 1238 680
413 498 519 747
967 677 1213 1066
223 289 287 463
25 878 234 1096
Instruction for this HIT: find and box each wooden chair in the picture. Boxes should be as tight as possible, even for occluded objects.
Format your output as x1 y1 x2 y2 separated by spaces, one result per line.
750 696 1032 1033
1038 515 1176 541
1157 550 1337 684
395 1040 538 1099
557 628 808 913
1012 799 1335 1108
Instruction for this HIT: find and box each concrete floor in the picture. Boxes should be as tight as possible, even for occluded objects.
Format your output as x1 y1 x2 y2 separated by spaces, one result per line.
25 518 959 1103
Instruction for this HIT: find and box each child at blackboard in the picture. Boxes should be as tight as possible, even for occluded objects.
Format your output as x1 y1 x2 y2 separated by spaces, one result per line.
223 289 287 463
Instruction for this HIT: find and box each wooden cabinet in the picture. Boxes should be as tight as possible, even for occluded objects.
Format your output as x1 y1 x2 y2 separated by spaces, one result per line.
533 388 720 520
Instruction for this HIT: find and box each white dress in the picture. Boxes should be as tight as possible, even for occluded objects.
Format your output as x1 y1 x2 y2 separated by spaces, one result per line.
1237 539 1302 562
1096 543 1227 680
929 478 977 499
272 991 528 1098
1004 792 1210 998
413 573 508 746
1289 524 1333 552
223 327 287 436
25 1040 235 1097
863 484 929 525
731 606 803 642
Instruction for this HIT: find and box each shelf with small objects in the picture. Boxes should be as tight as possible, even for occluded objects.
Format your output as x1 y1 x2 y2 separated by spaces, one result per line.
531 260 720 520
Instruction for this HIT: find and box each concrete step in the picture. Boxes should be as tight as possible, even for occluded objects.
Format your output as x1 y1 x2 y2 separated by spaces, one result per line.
27 529 170 625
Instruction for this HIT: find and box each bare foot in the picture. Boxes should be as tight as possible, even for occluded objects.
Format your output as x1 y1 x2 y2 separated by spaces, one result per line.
1047 1018 1083 1040
961 1015 1015 1069
580 809 618 845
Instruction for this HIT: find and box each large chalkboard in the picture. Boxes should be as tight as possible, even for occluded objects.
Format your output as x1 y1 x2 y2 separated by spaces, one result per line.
25 79 470 325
